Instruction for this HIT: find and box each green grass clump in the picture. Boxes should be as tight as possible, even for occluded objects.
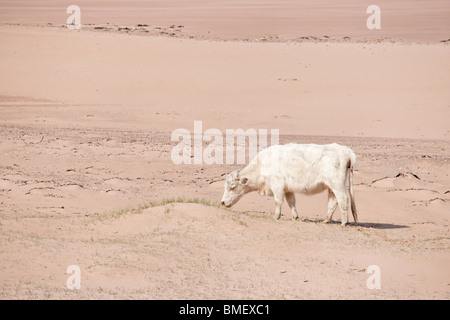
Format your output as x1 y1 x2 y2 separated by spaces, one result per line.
147 197 218 208
98 197 220 221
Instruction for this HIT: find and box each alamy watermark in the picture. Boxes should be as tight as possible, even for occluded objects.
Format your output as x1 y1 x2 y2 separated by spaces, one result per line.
171 121 279 165
66 5 380 31
366 265 381 290
66 265 81 290
367 5 381 30
61 3 383 292
66 5 81 30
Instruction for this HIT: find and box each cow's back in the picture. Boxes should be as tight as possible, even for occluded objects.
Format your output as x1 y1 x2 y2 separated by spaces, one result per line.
254 143 351 193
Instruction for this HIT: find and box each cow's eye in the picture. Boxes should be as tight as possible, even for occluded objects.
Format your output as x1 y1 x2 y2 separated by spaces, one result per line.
229 186 235 191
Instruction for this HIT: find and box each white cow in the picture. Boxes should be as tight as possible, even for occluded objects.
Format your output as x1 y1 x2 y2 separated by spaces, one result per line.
220 143 358 226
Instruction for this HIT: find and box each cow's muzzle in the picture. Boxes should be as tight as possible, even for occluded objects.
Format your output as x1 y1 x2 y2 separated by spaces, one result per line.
220 201 231 208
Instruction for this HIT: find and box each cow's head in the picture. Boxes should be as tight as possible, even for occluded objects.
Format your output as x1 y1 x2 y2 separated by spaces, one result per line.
220 170 249 207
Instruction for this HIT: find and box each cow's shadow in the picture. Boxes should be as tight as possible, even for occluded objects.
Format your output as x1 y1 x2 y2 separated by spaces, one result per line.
355 222 409 229
301 218 409 229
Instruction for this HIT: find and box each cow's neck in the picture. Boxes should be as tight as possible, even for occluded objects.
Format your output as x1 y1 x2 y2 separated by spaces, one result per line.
239 163 263 192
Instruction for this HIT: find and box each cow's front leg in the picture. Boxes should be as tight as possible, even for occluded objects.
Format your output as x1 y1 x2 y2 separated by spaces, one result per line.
285 192 299 220
273 191 284 220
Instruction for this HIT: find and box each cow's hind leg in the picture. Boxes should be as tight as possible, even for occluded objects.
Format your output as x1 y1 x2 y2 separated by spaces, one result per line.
285 192 299 220
333 188 350 226
323 189 338 224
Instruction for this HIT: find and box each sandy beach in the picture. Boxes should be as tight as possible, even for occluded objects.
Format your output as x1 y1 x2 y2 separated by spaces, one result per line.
0 1 449 299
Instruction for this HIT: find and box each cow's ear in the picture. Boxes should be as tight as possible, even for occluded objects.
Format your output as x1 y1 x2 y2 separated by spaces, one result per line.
241 177 248 185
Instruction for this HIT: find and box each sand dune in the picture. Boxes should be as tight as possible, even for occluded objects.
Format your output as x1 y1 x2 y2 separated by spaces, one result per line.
1 1 450 42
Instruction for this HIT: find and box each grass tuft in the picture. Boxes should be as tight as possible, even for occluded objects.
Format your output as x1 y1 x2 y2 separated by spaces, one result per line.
147 196 218 208
98 197 220 221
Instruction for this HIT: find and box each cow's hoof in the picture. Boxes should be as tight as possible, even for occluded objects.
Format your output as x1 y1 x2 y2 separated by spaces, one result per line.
322 219 331 224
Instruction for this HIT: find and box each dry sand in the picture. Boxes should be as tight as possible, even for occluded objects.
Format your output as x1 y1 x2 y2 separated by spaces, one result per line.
0 1 449 299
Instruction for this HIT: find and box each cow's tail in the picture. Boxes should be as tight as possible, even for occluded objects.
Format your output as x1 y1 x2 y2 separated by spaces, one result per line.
347 150 358 223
